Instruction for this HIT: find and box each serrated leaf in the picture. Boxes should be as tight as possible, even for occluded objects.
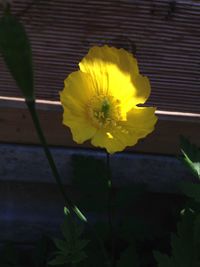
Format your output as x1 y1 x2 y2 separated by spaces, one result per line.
51 216 88 266
154 209 200 267
53 238 68 252
74 223 84 239
180 182 200 203
180 136 200 179
0 13 34 100
48 254 68 265
71 251 87 264
74 239 89 251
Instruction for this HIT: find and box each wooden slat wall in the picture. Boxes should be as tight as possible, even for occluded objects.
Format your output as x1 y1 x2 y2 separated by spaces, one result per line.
0 0 200 114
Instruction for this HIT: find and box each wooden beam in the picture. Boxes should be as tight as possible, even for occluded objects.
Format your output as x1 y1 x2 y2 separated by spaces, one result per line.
0 99 200 155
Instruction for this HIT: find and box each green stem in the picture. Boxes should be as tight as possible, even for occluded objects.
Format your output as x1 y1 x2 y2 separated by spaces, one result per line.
106 152 115 267
26 100 109 263
26 100 87 222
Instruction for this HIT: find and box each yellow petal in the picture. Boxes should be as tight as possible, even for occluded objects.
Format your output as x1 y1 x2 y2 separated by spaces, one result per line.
133 74 151 104
60 69 98 144
79 45 150 108
91 107 157 153
91 128 126 154
121 107 158 138
62 107 96 144
60 71 94 115
79 45 139 77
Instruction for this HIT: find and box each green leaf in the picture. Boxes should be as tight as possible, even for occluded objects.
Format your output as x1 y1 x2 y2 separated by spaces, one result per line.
53 238 68 252
170 211 194 266
50 216 89 266
0 13 34 100
61 215 84 242
74 239 89 251
48 254 68 265
180 136 200 179
181 182 200 203
117 246 140 267
71 251 87 264
154 209 200 267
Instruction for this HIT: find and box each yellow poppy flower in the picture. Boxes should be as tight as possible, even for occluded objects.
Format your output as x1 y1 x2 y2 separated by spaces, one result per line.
60 45 157 154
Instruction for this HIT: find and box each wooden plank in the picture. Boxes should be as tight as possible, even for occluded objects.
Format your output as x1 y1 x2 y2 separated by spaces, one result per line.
0 99 199 155
0 0 200 113
0 142 193 192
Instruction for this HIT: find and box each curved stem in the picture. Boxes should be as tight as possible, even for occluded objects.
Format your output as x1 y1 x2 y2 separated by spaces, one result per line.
26 100 87 222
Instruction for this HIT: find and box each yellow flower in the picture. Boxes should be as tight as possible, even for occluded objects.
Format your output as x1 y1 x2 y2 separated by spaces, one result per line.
60 45 157 154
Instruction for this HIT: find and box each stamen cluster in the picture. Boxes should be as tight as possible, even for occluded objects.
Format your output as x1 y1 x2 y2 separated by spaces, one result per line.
87 94 122 129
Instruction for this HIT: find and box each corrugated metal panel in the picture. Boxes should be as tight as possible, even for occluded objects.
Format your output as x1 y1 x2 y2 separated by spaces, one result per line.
0 0 200 113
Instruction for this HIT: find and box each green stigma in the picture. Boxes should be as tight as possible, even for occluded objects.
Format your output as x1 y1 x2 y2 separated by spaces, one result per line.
101 98 110 117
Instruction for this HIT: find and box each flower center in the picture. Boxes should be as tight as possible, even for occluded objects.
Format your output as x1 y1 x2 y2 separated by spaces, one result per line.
87 94 123 128
101 98 110 118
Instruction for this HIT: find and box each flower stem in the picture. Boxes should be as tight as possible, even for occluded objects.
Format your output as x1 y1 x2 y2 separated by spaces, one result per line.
106 152 115 267
26 100 87 222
